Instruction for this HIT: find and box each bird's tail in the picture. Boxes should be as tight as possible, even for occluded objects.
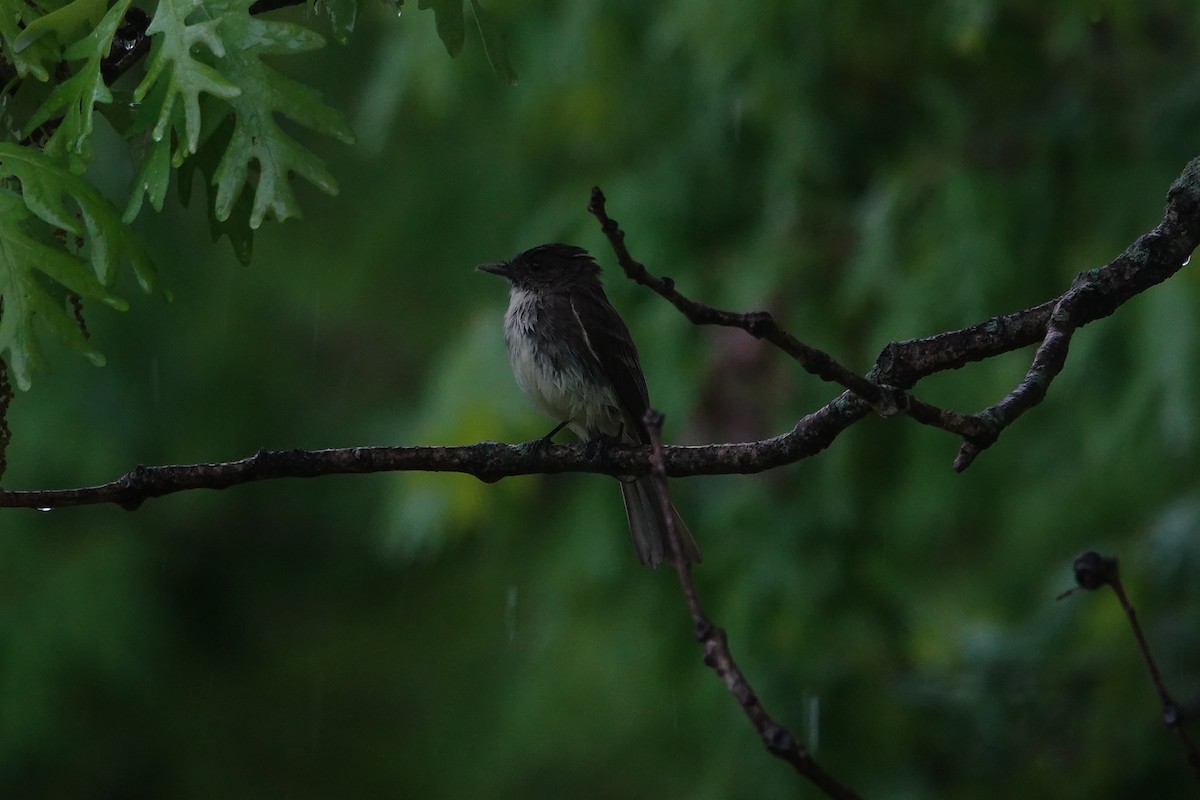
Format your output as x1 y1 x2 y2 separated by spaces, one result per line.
620 477 702 568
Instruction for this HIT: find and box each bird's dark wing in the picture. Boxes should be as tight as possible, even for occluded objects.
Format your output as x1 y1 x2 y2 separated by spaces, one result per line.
567 290 652 443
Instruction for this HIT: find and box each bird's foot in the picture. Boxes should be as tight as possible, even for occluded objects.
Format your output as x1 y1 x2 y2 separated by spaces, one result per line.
516 437 550 457
584 434 619 461
515 420 570 457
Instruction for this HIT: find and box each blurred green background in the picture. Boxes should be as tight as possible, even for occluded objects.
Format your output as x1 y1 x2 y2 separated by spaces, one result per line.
4 1 1200 797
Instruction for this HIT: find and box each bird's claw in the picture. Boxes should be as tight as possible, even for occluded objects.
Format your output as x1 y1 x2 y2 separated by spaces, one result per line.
516 437 552 457
584 434 618 461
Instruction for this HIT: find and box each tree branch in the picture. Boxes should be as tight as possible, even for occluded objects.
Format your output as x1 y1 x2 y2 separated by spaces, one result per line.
590 155 1200 471
3 157 1200 509
587 187 909 415
1060 552 1200 782
643 409 862 800
0 425 849 510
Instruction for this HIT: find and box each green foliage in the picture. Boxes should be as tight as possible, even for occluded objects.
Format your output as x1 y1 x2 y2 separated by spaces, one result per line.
124 0 355 229
318 0 358 45
208 6 355 227
0 0 515 388
22 0 132 173
174 115 257 263
469 0 516 84
0 142 154 389
12 0 107 53
3 1 1200 799
418 0 465 57
130 0 240 162
418 0 516 82
0 30 57 84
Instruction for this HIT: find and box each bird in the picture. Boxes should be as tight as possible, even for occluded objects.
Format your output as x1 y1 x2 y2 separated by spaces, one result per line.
477 243 701 568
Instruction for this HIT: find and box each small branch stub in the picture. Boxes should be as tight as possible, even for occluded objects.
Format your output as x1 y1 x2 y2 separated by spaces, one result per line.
1058 550 1200 782
1073 550 1120 591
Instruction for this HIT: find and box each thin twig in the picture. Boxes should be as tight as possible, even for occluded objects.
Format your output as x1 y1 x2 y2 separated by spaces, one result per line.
590 155 1200 471
587 187 910 419
642 409 863 800
1061 552 1200 782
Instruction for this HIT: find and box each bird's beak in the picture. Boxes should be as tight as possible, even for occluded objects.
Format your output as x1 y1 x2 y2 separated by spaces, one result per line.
476 261 509 277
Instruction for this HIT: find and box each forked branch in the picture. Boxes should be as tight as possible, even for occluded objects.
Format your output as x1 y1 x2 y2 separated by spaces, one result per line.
588 156 1200 471
2 158 1199 509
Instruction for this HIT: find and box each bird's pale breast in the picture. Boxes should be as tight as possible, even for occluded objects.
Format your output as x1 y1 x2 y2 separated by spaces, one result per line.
504 288 623 439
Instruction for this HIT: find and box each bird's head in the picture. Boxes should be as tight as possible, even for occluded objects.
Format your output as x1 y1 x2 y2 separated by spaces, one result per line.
477 243 602 291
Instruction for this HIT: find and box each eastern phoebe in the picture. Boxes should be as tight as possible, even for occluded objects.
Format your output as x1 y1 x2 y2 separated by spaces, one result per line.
478 243 701 568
